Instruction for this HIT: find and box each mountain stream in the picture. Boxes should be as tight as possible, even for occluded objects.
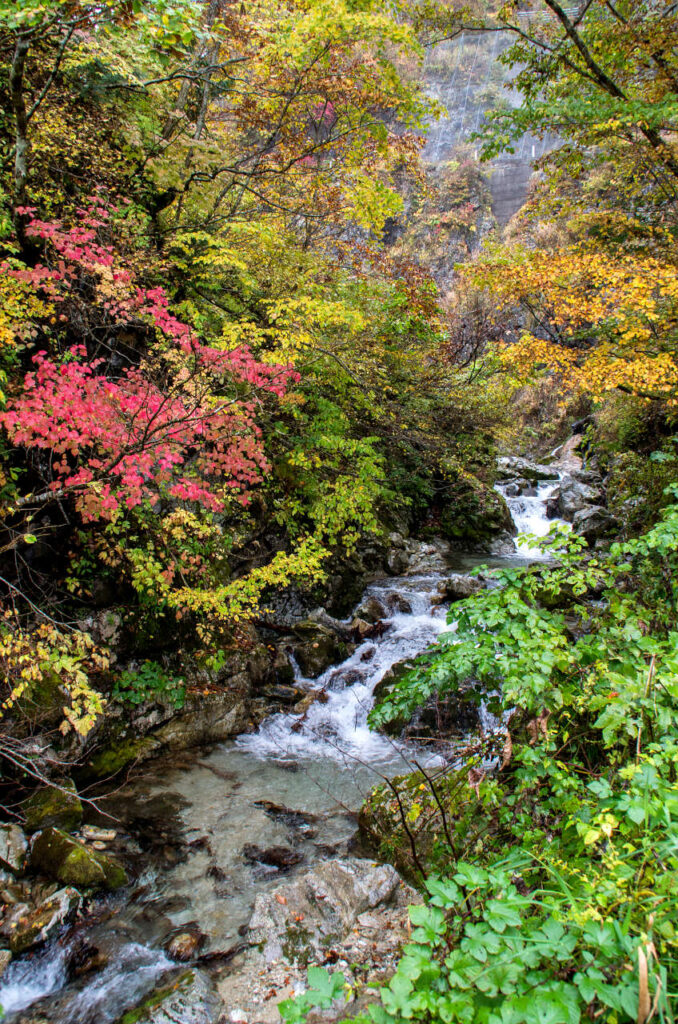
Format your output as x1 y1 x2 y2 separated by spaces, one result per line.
0 483 559 1023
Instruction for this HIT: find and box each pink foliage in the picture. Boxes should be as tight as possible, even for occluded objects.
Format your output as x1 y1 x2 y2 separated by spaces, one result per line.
2 204 300 520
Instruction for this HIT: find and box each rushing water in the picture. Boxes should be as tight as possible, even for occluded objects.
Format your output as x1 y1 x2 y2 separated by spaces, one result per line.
0 485 557 1023
496 480 561 559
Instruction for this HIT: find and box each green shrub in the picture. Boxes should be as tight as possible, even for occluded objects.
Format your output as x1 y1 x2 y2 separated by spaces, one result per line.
112 661 185 709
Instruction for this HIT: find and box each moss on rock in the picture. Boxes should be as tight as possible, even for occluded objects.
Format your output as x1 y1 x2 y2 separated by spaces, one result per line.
23 780 83 834
30 827 127 890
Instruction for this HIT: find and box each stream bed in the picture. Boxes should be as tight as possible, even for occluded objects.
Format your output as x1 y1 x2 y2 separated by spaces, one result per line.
0 483 559 1023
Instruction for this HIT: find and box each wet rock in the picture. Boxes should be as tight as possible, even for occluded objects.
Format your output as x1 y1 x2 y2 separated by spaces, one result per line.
247 858 403 963
489 531 519 556
165 929 205 962
496 457 559 482
572 506 619 544
115 968 222 1024
385 592 412 615
0 901 31 940
23 780 83 834
219 864 417 1024
260 684 306 706
86 687 251 778
350 617 373 640
269 649 295 687
354 596 387 624
293 690 328 715
243 845 303 871
435 573 484 603
253 802 318 830
403 538 451 574
438 479 515 550
291 622 351 679
30 828 127 891
551 435 584 473
385 548 409 575
81 825 117 842
69 937 109 976
0 824 28 875
8 886 80 954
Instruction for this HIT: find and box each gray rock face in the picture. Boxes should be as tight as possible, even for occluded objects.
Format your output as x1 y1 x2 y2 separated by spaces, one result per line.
572 506 619 544
434 573 484 604
117 968 222 1024
248 858 402 963
552 473 603 521
496 457 559 482
219 859 418 1024
8 886 80 954
0 824 28 874
489 531 519 556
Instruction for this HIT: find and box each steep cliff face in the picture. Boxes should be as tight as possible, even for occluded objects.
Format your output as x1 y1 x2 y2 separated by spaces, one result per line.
423 32 552 227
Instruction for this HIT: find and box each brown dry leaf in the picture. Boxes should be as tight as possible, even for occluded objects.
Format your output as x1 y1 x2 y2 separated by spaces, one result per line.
500 733 513 770
638 946 650 1024
467 767 485 797
275 894 287 905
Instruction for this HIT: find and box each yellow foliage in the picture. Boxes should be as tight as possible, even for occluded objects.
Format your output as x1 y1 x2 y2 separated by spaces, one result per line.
0 611 108 736
467 245 678 404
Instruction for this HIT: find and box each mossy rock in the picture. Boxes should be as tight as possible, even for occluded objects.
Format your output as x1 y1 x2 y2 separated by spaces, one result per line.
23 780 83 834
9 886 81 954
86 734 161 779
31 827 127 890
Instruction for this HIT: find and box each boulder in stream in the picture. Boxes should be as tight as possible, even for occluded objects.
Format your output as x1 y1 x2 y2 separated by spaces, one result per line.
550 473 603 521
433 573 485 604
291 621 351 679
572 505 619 544
496 456 559 482
30 828 127 891
8 886 80 954
218 859 418 1023
242 844 303 871
248 858 402 963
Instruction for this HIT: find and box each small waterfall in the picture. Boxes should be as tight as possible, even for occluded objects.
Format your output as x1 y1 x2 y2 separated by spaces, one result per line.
496 479 563 558
0 940 172 1023
238 575 448 765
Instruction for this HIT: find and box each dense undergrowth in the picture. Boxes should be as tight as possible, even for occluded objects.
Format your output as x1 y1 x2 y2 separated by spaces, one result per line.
284 502 678 1023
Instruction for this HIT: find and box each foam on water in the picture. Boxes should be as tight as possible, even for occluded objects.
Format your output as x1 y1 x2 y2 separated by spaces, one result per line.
497 480 562 558
238 575 449 764
0 943 69 1015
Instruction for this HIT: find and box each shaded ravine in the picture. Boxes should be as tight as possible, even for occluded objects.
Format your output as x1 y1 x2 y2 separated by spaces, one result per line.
0 488 559 1023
